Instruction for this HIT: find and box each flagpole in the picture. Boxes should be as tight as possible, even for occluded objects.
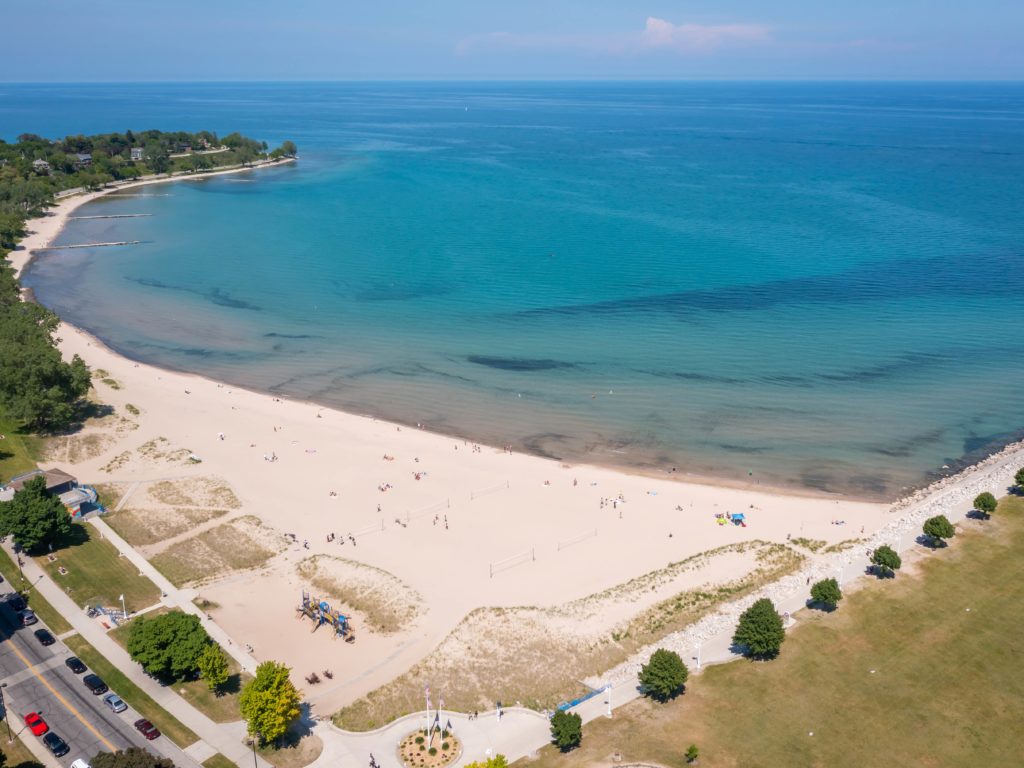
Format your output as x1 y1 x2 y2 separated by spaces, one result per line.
120 594 126 619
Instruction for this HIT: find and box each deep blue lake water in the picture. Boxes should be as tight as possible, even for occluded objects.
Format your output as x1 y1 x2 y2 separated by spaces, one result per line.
6 82 1024 498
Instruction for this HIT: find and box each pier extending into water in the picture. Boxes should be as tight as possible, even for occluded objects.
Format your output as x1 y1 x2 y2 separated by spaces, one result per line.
67 214 153 220
33 241 143 251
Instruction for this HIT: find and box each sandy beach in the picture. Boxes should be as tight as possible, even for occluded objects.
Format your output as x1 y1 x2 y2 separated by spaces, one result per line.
13 166 1011 719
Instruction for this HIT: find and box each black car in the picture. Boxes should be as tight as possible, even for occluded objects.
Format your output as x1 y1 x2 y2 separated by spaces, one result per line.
42 732 70 757
6 594 26 612
65 656 87 674
82 674 108 695
33 628 55 646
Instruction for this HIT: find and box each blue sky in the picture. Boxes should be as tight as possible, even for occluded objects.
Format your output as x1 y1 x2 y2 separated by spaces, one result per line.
5 0 1023 81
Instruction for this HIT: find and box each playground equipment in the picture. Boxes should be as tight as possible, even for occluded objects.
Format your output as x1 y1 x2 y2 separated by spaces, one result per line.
297 591 355 642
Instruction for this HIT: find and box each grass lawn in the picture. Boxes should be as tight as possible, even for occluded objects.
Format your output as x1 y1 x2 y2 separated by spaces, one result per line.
0 546 72 634
0 408 39 482
176 657 250 723
202 755 236 768
521 496 1024 768
109 607 248 723
64 634 200 748
1 732 44 768
258 731 324 768
38 525 161 613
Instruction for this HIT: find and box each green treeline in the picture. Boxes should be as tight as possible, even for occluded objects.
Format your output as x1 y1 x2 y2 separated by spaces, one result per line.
0 129 296 433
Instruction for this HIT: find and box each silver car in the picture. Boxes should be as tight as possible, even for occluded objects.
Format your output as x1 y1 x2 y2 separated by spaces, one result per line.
102 693 127 714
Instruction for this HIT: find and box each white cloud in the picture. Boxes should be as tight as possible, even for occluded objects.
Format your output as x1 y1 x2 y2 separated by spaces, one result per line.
640 17 772 51
456 18 772 57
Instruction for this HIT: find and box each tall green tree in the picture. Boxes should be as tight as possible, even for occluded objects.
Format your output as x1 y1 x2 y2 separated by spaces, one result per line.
143 142 169 175
973 492 997 518
0 475 73 552
638 648 689 701
198 643 230 692
91 748 173 768
126 611 211 680
732 598 785 659
1015 467 1024 491
922 515 956 547
239 661 301 744
549 710 582 751
871 545 902 577
280 140 297 156
810 578 842 610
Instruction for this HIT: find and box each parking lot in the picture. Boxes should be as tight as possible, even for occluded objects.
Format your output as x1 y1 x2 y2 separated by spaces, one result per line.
0 586 198 767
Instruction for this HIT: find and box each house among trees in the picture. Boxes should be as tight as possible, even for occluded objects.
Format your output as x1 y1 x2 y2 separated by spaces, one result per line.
32 158 51 173
130 147 144 161
74 152 92 167
0 468 103 517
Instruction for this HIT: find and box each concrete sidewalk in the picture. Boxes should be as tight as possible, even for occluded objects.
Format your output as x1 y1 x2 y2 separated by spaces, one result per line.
88 518 260 676
7 540 271 768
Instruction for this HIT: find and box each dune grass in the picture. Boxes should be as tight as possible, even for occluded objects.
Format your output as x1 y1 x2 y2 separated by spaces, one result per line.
520 496 1024 768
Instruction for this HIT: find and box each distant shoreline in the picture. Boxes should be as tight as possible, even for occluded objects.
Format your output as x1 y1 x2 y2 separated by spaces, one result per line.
8 155 295 280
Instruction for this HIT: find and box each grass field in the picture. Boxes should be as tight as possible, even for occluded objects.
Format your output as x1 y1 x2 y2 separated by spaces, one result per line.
1 732 44 768
202 755 236 768
38 526 161 613
64 634 200 748
0 546 73 634
0 409 39 483
520 496 1024 768
108 607 248 724
176 653 250 723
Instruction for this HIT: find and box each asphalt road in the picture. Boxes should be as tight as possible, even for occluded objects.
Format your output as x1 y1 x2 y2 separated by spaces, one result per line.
0 585 199 767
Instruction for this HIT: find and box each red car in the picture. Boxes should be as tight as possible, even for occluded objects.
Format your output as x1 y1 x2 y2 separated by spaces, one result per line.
133 719 160 740
24 712 48 736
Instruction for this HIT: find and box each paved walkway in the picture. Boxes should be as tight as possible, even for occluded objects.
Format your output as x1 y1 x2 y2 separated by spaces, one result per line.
89 518 260 675
7 539 272 768
306 454 1016 768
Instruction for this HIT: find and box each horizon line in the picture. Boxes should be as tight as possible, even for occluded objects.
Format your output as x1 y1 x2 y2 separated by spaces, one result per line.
3 77 1024 85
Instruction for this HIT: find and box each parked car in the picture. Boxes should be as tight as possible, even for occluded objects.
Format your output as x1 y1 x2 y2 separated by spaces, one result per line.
71 760 90 768
65 657 87 674
33 628 55 646
83 674 108 695
133 719 160 741
6 594 26 611
103 693 127 714
42 732 70 757
19 609 37 626
24 712 48 736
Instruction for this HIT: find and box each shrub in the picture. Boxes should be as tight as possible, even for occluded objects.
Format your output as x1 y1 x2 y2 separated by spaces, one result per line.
638 648 689 701
685 744 700 763
732 598 785 658
974 492 997 517
428 747 437 756
923 514 956 546
415 736 424 745
810 578 842 610
871 545 902 577
442 742 450 750
1015 467 1024 490
550 710 583 751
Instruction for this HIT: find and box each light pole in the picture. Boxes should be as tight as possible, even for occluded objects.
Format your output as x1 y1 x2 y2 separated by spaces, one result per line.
0 683 12 743
247 732 261 768
120 594 127 619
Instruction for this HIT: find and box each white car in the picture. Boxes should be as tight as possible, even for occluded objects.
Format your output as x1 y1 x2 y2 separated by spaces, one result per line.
71 760 90 768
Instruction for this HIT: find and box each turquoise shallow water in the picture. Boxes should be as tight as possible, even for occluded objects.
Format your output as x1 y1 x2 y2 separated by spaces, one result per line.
7 82 1024 498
